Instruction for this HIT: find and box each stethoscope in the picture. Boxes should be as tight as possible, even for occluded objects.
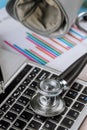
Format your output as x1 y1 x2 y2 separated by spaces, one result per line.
76 11 87 33
30 53 87 117
30 12 87 117
0 11 86 117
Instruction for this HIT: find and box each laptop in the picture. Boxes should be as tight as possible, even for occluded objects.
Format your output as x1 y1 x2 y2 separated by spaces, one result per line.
0 47 87 130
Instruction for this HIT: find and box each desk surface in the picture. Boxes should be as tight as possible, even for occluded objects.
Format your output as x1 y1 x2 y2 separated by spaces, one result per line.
79 117 87 130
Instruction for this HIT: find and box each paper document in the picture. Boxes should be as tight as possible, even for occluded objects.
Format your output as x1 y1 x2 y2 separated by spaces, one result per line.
0 2 87 81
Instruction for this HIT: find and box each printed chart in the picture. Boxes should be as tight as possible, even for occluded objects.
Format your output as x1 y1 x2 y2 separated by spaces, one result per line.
4 25 87 65
0 1 87 66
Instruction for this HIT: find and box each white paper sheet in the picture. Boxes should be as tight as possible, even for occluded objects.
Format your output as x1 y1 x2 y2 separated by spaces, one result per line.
0 7 87 81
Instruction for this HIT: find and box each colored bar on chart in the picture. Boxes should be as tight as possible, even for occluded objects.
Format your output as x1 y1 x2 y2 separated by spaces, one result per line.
3 23 87 66
27 33 61 57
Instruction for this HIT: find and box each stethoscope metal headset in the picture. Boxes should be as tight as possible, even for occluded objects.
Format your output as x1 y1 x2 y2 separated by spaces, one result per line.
76 11 87 33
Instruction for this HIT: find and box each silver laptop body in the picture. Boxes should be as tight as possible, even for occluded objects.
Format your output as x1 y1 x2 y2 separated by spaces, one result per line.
0 48 87 130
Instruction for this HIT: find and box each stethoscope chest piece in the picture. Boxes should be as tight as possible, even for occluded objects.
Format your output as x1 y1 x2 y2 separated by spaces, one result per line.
30 79 66 117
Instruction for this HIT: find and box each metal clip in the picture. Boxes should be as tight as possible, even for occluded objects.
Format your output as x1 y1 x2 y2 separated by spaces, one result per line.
76 12 87 33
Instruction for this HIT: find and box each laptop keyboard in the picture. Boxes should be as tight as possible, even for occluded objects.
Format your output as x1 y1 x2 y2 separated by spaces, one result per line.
0 64 87 130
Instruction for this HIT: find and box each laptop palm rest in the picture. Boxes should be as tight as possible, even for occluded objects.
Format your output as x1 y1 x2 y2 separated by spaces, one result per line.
0 48 26 85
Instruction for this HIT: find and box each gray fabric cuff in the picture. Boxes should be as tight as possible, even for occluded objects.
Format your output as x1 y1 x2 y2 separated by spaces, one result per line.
6 0 83 37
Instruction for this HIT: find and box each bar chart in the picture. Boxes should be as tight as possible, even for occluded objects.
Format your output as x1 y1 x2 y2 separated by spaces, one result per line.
4 25 87 65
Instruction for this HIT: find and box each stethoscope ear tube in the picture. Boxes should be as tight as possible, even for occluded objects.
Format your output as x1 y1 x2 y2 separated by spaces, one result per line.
59 53 87 86
76 12 87 33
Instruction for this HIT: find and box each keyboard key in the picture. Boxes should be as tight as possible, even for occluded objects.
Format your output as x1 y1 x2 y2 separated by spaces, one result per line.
11 103 23 114
32 67 41 74
20 111 33 121
28 120 41 130
50 74 59 80
43 120 56 130
0 120 10 130
23 65 32 72
71 82 83 91
77 94 87 104
34 114 47 122
13 119 26 129
12 90 20 99
61 117 74 128
6 97 15 105
29 67 40 79
26 104 33 112
22 77 31 86
28 67 40 80
82 87 87 95
1 103 9 112
64 97 73 107
67 109 79 120
18 96 29 106
4 111 17 122
50 115 62 123
24 88 35 99
66 90 78 99
72 101 84 112
35 70 50 82
17 84 26 92
29 81 38 90
21 65 32 76
13 65 32 85
57 126 68 130
61 107 68 115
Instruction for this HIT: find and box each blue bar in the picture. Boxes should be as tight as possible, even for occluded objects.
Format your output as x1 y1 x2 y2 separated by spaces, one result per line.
27 33 60 56
25 49 46 65
58 38 74 48
14 44 46 65
70 29 86 39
